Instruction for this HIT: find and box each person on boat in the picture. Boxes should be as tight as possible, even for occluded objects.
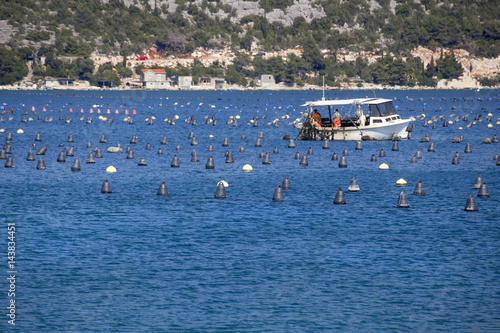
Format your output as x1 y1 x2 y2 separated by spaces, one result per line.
312 109 322 128
333 109 341 128
356 109 366 126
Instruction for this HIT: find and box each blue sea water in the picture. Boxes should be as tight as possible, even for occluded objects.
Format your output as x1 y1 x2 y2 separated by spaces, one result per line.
0 89 499 332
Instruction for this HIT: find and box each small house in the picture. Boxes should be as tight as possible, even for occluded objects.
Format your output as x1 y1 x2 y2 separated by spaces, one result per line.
199 77 227 90
178 76 193 89
140 69 170 89
258 74 275 88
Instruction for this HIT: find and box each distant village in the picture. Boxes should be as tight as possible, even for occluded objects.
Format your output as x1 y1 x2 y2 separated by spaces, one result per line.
43 69 278 91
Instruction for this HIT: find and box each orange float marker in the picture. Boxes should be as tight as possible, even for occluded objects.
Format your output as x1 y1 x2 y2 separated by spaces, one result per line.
115 109 119 114
132 109 137 115
42 107 46 112
80 108 84 113
107 109 111 114
90 109 94 113
97 109 101 114
32 106 36 111
69 108 73 113
125 110 129 115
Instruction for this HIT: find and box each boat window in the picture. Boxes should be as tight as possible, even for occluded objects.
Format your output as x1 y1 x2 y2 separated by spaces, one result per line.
385 117 392 122
391 116 397 120
372 119 383 123
369 102 397 117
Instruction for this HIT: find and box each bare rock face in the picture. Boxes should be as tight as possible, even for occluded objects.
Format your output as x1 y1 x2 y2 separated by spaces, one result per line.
0 20 18 44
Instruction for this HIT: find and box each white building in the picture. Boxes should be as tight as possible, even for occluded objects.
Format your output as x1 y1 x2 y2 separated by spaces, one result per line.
140 69 170 89
199 77 227 90
178 76 193 89
258 74 276 88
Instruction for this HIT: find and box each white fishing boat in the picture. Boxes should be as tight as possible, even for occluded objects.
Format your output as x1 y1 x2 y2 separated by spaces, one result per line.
297 97 415 141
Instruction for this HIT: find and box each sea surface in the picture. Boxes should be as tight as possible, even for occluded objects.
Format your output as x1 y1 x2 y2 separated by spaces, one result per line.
0 89 499 332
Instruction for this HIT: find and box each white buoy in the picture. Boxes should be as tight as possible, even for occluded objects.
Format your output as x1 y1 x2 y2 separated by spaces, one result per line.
242 164 253 172
379 163 389 169
106 165 117 173
396 177 407 186
17 129 24 134
218 179 229 187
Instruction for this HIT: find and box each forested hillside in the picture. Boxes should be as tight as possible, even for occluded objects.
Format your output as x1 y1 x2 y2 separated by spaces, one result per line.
0 0 498 87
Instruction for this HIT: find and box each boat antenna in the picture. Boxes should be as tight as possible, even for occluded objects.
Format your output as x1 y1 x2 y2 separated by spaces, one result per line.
322 76 325 101
373 90 377 98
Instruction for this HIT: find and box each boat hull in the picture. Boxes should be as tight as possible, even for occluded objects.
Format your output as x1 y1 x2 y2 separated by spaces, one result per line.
316 119 412 141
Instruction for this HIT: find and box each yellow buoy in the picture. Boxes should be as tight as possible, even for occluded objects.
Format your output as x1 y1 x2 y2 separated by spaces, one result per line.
17 129 24 134
396 178 407 186
379 163 389 169
242 164 253 172
235 115 240 119
209 135 214 138
106 165 117 173
218 179 229 187
174 115 179 120
458 127 463 130
487 124 493 128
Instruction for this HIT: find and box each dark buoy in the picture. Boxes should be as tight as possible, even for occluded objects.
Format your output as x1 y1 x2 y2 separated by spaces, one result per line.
214 183 226 199
331 152 338 161
299 154 308 166
355 141 362 150
99 134 106 143
288 138 295 148
379 149 386 157
322 140 330 149
188 131 194 139
225 151 234 163
282 177 291 190
255 137 262 147
0 149 5 160
464 194 478 211
259 151 265 158
241 134 246 140
442 121 448 127
397 191 410 208
138 158 147 166
130 135 137 144
258 131 264 139
157 148 163 155
87 152 96 163
307 147 314 155
35 132 42 141
392 141 399 151
157 181 169 196
36 146 47 155
294 152 301 159
239 146 245 153
428 142 435 152
207 144 214 152
348 177 360 192
190 137 198 146
66 146 75 156
4 156 14 168
26 149 35 161
206 156 215 169
477 182 490 198
415 149 422 159
413 180 425 195
36 158 46 170
451 156 460 164
262 152 271 164
370 154 377 162
473 175 483 189
191 150 199 162
492 134 498 143
6 132 13 141
175 144 181 151
273 147 279 154
57 150 66 162
126 149 135 159
410 155 417 163
342 148 348 156
338 155 347 168
464 142 472 153
272 185 285 201
86 141 92 148
171 154 180 167
71 158 81 171
222 137 229 147
101 179 112 194
333 188 346 204
145 142 151 150
161 136 168 145
68 133 74 142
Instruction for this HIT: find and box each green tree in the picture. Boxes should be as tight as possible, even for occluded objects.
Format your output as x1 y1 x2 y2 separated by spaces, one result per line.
0 46 28 85
436 53 463 79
